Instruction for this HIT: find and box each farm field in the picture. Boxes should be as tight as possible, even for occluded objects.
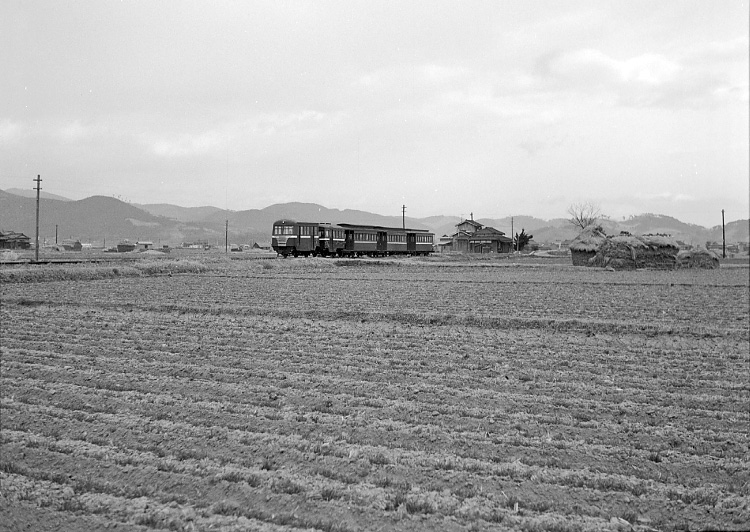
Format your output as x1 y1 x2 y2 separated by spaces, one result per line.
1 256 748 532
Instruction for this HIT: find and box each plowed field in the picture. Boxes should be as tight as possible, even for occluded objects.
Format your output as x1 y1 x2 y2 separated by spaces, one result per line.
1 257 748 532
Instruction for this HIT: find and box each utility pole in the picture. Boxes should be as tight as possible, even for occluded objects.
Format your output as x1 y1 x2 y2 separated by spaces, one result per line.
511 216 515 252
225 219 229 254
55 224 58 245
402 205 406 230
34 175 42 262
721 209 726 258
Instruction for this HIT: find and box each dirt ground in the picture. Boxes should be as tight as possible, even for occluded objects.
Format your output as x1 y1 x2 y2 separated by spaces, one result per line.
1 257 748 531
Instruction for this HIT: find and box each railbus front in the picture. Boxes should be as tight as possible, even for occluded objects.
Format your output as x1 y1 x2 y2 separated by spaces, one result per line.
272 219 322 257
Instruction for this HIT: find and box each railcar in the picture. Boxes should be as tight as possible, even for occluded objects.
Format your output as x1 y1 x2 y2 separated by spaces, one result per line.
271 219 322 257
318 223 346 257
336 224 433 256
272 220 434 257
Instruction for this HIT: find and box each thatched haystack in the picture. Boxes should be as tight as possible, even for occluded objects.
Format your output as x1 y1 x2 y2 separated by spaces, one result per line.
569 226 607 266
676 248 720 269
592 233 679 270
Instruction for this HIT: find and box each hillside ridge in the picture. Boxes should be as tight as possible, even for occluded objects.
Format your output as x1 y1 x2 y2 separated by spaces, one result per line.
1 189 747 246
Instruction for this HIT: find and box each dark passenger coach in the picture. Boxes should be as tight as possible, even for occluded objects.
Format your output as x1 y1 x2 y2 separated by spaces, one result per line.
271 219 434 257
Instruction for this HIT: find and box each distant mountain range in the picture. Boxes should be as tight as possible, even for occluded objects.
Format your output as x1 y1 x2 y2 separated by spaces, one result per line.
5 187 73 202
1 189 747 247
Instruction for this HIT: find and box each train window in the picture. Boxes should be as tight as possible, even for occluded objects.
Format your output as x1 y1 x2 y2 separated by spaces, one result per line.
274 225 295 235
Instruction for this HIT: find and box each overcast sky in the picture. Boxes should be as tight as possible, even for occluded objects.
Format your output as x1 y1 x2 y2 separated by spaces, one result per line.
2 1 748 226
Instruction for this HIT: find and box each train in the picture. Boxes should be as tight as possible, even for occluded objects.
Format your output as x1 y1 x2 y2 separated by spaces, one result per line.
272 219 434 257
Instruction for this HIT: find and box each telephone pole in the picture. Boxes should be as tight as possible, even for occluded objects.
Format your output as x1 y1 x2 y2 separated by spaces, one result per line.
722 209 726 258
402 205 406 230
34 175 42 262
225 219 229 254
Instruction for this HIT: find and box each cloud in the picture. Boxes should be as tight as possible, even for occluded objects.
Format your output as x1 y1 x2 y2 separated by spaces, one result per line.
56 121 103 143
0 120 27 144
535 37 746 109
252 110 331 137
621 54 681 85
147 131 224 158
634 191 697 203
419 64 468 84
690 35 750 62
540 48 681 89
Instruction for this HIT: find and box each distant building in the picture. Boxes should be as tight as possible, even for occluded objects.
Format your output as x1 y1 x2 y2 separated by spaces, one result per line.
468 226 514 253
117 240 136 252
0 231 31 250
181 241 210 250
61 239 83 251
438 214 513 253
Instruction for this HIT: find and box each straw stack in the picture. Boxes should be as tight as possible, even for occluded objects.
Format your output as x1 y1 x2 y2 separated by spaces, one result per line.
568 226 607 266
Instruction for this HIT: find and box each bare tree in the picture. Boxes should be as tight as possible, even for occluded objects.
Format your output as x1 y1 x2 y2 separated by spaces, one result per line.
567 201 602 231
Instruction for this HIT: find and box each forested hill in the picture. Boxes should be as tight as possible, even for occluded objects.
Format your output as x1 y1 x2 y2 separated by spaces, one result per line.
1 189 747 247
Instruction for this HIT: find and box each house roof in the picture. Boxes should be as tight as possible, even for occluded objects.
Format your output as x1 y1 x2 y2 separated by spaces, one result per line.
468 227 512 242
457 219 483 229
0 231 30 241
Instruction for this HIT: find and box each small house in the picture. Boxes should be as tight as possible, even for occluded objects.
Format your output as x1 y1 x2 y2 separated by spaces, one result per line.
468 227 513 253
0 231 31 250
441 214 512 253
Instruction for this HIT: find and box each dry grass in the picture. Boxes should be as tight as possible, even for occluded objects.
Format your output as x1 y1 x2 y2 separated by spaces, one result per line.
0 259 208 283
